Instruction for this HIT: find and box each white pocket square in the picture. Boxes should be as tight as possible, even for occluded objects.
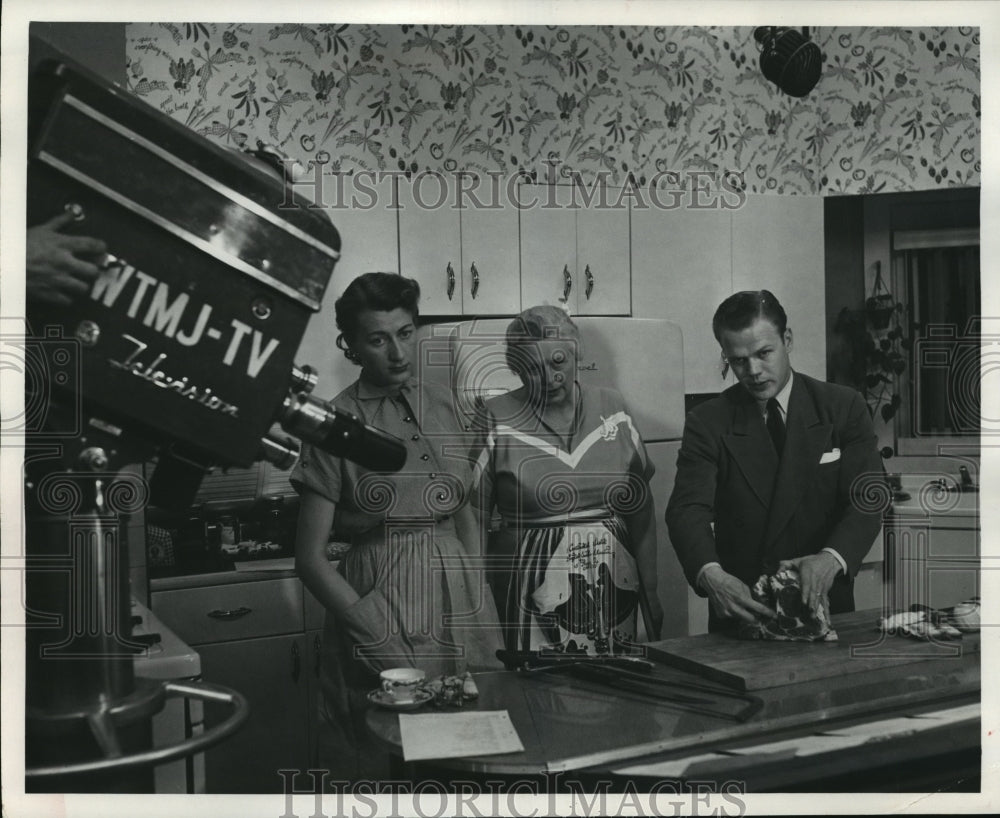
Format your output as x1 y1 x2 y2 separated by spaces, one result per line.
819 448 841 464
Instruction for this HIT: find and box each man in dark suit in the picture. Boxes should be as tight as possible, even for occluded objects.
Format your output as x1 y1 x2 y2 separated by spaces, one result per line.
666 290 885 630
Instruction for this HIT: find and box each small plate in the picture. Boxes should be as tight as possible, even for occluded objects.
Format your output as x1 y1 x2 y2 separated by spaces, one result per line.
367 687 434 711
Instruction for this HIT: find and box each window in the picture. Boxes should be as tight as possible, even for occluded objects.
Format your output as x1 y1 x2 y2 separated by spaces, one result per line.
893 229 980 443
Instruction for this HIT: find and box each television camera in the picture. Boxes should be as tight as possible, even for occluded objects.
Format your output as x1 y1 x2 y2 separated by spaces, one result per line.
22 39 405 790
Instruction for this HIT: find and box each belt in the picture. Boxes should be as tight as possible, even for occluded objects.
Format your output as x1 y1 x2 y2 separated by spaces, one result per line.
509 509 617 529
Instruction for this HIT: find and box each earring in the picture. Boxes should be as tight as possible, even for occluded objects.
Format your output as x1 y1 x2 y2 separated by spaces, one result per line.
344 349 361 365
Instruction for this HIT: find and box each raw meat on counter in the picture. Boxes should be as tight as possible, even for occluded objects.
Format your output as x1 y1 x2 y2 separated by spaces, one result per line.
738 566 838 642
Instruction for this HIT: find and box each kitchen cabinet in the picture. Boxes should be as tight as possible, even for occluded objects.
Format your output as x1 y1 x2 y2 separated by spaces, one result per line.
576 198 631 315
398 172 520 315
520 183 631 316
884 479 980 612
732 194 826 379
305 628 324 768
632 206 731 394
151 573 318 793
631 193 825 394
304 585 326 768
198 632 310 793
297 172 399 397
887 518 979 611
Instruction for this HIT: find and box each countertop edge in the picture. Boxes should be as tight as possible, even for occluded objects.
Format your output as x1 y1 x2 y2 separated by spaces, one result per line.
151 566 299 591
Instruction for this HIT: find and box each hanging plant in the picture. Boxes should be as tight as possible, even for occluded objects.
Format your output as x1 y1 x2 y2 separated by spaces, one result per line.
832 262 915 458
865 292 896 330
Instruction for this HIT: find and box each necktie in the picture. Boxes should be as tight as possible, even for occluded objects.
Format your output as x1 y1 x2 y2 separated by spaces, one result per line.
766 397 785 457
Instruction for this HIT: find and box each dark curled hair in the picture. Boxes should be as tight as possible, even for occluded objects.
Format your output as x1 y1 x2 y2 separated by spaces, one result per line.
712 289 788 342
334 272 421 354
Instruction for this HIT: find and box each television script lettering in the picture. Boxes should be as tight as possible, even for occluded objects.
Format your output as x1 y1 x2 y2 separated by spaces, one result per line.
109 334 240 418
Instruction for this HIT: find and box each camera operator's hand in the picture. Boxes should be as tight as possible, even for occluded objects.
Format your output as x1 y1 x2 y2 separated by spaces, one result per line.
26 211 107 306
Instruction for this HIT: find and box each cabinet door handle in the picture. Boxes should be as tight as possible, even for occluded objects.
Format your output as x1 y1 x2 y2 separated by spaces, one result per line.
291 641 301 684
313 634 322 677
207 607 252 620
470 262 480 300
584 265 595 300
561 264 573 302
446 262 456 301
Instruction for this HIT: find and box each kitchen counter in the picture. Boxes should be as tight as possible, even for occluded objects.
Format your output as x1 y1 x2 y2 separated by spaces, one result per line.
888 476 979 523
365 609 980 790
150 557 299 590
890 491 979 525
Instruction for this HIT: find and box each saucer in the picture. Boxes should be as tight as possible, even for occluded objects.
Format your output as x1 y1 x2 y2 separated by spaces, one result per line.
367 687 434 711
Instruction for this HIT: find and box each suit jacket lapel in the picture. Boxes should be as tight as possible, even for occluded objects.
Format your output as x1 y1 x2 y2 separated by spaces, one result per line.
723 393 778 509
763 376 833 550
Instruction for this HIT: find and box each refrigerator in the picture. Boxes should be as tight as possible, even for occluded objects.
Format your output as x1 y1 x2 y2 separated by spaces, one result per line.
424 317 694 638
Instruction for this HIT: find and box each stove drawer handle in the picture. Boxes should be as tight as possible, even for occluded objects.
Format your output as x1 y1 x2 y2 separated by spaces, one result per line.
207 606 252 620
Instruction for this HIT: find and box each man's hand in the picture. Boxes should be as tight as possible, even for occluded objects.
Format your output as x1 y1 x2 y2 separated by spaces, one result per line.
26 212 107 306
700 564 776 624
780 552 840 614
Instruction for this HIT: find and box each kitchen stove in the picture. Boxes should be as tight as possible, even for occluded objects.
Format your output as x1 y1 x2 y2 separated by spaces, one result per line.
131 598 201 681
131 598 204 793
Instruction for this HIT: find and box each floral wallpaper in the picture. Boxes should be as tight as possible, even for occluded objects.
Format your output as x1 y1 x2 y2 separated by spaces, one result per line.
124 24 980 195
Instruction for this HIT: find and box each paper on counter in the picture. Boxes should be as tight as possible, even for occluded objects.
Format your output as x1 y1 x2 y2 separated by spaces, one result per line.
399 710 524 761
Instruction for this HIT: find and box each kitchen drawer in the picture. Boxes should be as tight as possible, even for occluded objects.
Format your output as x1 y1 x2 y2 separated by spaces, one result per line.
152 577 304 646
888 525 979 559
926 527 978 558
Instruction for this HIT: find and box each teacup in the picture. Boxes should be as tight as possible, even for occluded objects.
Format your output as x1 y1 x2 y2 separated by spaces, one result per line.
380 667 425 703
